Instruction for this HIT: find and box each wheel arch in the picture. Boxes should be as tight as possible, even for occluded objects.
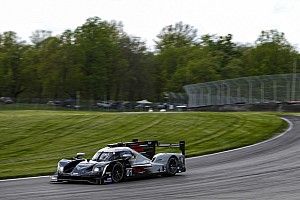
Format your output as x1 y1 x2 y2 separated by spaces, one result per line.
152 153 179 165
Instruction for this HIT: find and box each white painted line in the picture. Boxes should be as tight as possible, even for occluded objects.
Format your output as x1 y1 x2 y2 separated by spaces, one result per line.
187 117 293 160
0 117 293 182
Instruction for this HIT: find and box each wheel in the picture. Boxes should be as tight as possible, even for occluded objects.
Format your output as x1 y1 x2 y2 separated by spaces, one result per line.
111 162 124 183
166 157 178 176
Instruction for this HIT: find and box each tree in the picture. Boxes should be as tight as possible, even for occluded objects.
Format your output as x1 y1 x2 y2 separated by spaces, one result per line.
155 22 198 51
200 34 241 79
237 30 298 76
118 35 147 100
1 20 299 103
168 47 220 92
30 30 52 45
256 29 289 46
72 17 138 100
0 31 26 98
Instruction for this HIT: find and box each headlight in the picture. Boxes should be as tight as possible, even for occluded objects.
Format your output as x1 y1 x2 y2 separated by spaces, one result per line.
93 166 103 173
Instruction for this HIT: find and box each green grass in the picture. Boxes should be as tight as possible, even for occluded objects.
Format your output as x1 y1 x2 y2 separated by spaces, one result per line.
0 110 287 179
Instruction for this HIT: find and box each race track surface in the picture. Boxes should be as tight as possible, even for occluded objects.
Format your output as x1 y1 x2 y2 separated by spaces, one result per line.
1 116 300 200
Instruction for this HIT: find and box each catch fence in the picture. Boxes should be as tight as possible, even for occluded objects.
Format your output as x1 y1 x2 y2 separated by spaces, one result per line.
183 73 300 107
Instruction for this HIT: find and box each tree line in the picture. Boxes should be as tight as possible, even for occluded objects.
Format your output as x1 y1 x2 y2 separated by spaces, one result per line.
0 17 299 102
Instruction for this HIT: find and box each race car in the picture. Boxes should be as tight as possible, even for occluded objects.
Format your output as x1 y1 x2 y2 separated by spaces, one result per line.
50 139 186 184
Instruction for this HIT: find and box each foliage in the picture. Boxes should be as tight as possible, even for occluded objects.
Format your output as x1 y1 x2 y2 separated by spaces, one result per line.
155 21 198 50
0 20 299 101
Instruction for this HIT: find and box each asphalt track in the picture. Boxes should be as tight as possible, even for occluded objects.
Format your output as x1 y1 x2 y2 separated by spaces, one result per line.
1 116 300 200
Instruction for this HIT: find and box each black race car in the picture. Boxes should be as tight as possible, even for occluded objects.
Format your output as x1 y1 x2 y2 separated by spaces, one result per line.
50 139 186 184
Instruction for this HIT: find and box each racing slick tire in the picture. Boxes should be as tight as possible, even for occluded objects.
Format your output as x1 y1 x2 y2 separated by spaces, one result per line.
166 156 179 176
111 162 124 183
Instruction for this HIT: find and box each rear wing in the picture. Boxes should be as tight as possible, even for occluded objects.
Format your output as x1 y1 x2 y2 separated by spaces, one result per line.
158 141 186 156
107 139 185 159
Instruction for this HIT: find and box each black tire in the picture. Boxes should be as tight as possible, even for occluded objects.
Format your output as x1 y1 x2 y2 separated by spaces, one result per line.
111 162 124 183
166 156 178 176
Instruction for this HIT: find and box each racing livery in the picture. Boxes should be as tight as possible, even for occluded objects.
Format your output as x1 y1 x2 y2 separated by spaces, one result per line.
50 139 186 184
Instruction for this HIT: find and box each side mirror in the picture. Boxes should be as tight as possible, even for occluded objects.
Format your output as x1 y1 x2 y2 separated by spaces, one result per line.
75 152 85 159
122 154 133 160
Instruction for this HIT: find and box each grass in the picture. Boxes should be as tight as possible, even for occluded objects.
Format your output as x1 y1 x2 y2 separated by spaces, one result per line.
0 110 287 179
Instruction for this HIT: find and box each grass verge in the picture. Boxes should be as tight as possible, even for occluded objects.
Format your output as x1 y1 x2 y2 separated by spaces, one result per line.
0 110 287 179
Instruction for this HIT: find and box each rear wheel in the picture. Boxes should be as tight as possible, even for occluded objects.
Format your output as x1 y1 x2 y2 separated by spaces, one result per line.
166 157 178 176
111 162 124 183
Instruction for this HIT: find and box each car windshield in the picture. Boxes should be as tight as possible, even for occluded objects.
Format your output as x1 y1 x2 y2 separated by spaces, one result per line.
92 152 114 162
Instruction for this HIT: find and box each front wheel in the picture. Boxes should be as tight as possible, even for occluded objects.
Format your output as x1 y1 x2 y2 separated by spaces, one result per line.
166 157 178 176
111 162 124 183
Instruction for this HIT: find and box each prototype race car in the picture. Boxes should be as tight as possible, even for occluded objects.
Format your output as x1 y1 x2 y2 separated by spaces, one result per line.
50 139 186 184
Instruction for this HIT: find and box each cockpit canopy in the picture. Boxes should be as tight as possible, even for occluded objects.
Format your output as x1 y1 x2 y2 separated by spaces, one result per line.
92 147 134 162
